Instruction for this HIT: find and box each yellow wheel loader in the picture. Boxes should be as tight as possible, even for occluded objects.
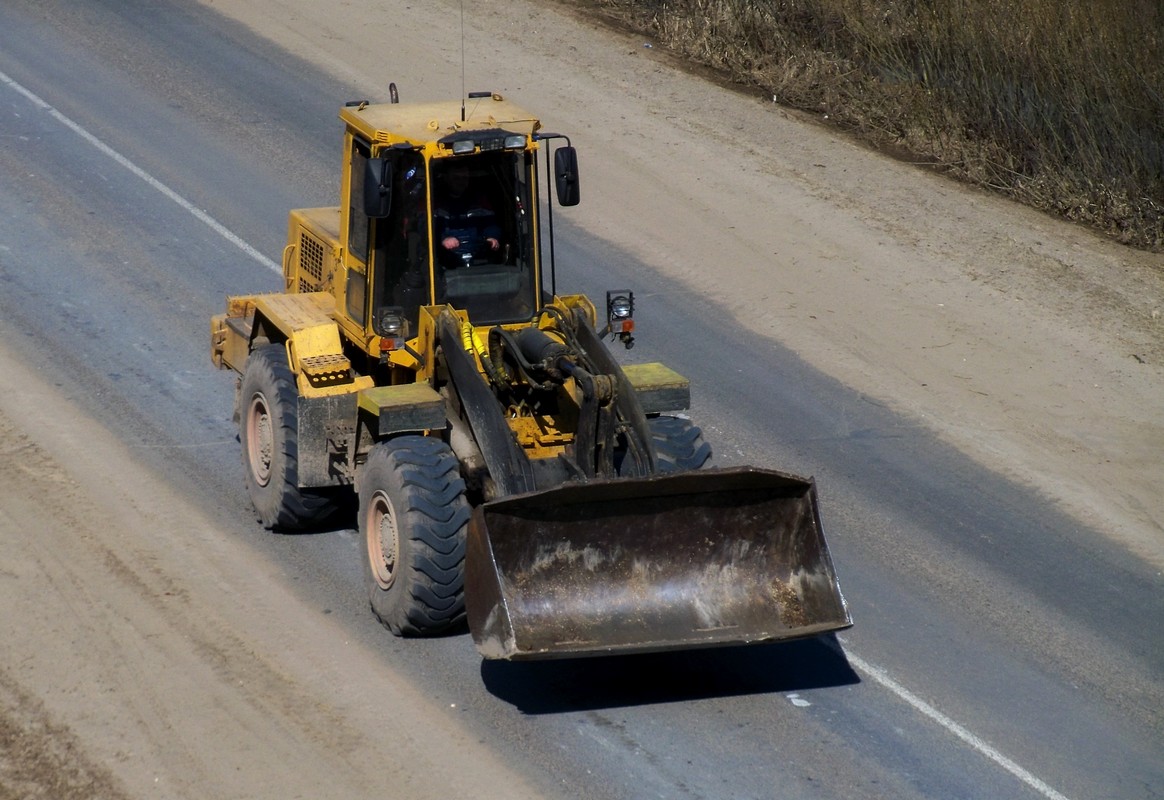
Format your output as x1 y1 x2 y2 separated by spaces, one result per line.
210 88 850 660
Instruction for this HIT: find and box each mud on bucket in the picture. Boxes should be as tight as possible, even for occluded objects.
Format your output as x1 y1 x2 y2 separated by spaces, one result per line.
465 467 851 660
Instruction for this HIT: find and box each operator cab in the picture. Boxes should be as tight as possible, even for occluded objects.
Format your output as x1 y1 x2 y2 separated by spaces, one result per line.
361 145 540 338
347 94 579 343
429 149 537 325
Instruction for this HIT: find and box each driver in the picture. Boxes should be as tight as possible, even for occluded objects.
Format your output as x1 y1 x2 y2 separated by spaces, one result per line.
433 160 501 267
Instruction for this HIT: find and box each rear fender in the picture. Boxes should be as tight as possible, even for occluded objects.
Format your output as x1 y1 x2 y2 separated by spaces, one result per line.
246 293 372 398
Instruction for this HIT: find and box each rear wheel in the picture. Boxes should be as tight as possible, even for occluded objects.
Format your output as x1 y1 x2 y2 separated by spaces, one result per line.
360 436 470 636
239 343 336 530
649 415 712 473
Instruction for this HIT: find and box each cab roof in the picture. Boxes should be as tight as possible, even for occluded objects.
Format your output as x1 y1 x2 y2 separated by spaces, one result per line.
339 94 542 147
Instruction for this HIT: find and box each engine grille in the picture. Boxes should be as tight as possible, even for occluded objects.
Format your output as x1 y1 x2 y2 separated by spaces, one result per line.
299 232 325 292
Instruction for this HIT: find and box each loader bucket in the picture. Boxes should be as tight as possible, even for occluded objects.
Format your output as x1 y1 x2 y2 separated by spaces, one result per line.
466 467 851 660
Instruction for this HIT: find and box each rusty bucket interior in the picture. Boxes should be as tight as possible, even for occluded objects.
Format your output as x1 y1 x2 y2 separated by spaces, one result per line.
465 467 851 660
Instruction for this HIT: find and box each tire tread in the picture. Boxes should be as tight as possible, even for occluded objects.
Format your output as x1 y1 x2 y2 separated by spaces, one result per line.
361 436 469 636
650 415 712 473
240 344 337 530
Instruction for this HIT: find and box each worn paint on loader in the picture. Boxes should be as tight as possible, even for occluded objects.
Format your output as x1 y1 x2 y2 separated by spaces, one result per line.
468 468 849 660
210 87 850 661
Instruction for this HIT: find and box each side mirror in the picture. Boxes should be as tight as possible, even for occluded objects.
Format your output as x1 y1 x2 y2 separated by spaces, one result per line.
554 146 580 207
363 157 393 218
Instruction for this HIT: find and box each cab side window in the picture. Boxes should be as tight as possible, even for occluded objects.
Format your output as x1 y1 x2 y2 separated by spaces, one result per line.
348 140 371 262
346 140 374 325
373 151 428 335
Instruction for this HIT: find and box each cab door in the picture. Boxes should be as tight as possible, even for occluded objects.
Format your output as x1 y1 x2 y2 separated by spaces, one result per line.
368 148 431 339
339 134 374 344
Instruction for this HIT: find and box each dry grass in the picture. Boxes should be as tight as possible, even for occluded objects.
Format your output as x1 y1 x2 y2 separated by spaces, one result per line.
588 0 1164 251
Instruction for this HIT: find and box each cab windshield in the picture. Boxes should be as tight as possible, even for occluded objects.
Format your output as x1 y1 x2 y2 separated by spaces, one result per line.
430 150 537 325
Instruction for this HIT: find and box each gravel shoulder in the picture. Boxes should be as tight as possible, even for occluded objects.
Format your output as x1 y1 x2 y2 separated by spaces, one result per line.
0 347 542 799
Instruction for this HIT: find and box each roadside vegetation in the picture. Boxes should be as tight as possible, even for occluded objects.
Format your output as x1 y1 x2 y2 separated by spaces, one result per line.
587 0 1163 250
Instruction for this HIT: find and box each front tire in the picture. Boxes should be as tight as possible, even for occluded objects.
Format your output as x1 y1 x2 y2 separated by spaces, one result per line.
239 343 336 530
360 436 470 636
649 415 712 472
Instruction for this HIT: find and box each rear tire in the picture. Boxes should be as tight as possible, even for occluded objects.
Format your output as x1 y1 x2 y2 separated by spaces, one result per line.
239 343 336 530
649 415 712 472
360 436 470 636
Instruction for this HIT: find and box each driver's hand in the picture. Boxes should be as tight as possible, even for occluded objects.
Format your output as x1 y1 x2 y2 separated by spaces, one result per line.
442 236 459 250
486 237 500 250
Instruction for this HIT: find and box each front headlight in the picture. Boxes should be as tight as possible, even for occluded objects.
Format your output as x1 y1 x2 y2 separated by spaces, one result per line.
376 307 408 338
605 291 636 349
607 291 634 322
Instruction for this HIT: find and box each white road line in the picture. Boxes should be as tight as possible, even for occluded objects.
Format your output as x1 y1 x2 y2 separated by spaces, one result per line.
2 65 1073 800
0 68 282 275
844 649 1071 800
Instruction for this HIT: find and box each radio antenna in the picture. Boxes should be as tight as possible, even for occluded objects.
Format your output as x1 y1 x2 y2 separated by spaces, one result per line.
460 0 466 122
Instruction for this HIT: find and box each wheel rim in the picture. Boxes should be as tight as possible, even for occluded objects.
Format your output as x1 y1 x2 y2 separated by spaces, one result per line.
245 392 273 487
366 489 399 591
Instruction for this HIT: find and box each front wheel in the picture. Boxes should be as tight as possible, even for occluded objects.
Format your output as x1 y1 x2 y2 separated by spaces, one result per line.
649 415 712 473
360 436 470 636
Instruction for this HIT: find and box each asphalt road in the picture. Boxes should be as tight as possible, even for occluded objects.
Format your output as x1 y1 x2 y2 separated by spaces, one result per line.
0 1 1160 798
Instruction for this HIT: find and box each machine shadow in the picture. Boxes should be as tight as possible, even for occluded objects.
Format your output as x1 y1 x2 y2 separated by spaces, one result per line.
480 633 859 714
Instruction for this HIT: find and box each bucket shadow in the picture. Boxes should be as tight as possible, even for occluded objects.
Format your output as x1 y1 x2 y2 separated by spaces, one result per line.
480 634 859 714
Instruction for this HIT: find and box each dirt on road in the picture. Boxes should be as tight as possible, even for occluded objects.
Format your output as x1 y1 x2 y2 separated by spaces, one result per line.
0 347 543 799
1 0 1161 797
